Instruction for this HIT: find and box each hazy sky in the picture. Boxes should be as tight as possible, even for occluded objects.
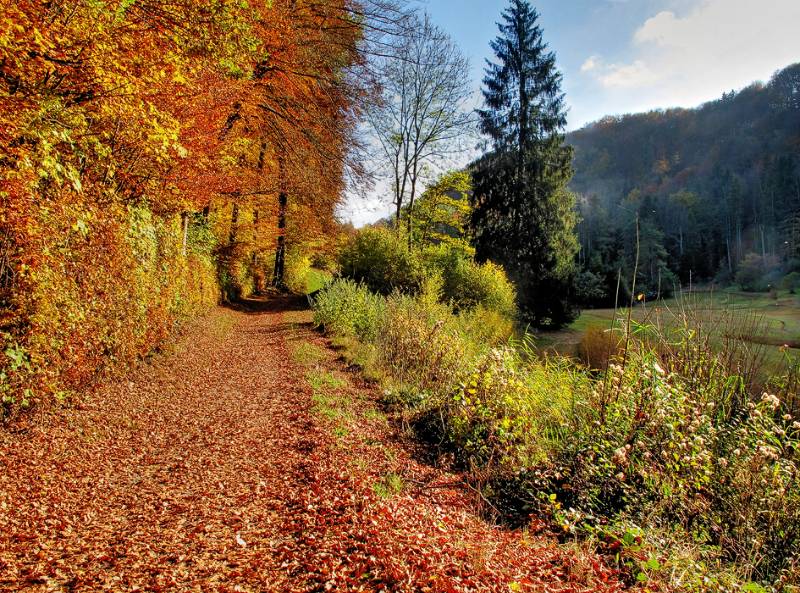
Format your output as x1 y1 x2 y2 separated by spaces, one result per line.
341 0 800 225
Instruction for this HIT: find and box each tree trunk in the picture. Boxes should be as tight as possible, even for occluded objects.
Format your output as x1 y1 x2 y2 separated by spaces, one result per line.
726 235 733 274
272 190 287 289
229 203 239 246
181 212 189 256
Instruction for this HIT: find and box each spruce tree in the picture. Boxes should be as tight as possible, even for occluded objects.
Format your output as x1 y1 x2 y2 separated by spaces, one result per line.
471 0 579 327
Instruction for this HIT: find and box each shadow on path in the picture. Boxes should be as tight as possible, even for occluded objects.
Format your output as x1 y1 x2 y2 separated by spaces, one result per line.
222 292 310 314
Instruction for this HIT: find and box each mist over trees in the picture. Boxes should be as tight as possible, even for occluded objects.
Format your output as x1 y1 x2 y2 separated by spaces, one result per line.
570 63 800 305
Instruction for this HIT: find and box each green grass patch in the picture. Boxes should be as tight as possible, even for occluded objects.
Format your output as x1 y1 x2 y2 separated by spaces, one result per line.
307 369 353 437
307 369 347 392
373 472 404 498
292 342 326 366
362 408 387 423
306 268 332 294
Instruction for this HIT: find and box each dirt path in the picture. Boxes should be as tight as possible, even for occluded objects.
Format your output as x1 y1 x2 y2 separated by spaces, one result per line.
0 297 625 593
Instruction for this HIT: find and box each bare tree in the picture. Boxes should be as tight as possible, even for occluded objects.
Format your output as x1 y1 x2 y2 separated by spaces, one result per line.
368 13 474 244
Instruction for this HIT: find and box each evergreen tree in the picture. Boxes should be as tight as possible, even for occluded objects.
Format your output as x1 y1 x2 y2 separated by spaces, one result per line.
471 0 579 327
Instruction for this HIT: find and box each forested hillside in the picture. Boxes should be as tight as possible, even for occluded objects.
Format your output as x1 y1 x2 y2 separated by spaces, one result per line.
569 63 800 304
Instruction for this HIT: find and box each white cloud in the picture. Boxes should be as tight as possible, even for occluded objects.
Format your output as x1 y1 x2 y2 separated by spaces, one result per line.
581 0 800 107
582 58 659 88
580 55 599 73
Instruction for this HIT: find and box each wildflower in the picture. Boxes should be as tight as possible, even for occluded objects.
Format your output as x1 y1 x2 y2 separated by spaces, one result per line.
616 472 625 481
793 421 800 431
733 448 742 456
761 392 780 410
653 361 665 375
758 446 779 461
718 457 728 468
612 447 628 465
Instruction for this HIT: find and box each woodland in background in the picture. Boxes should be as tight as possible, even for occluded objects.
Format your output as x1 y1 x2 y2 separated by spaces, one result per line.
570 63 800 306
0 0 387 410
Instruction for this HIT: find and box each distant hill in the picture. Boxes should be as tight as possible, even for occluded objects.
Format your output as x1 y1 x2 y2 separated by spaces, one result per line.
567 63 800 303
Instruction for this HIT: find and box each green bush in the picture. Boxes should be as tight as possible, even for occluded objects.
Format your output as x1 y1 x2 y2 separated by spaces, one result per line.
312 279 385 343
423 245 517 318
338 227 425 295
781 271 800 293
338 227 517 319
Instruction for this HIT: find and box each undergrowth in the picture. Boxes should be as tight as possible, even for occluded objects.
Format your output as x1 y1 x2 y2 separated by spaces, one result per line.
312 276 800 592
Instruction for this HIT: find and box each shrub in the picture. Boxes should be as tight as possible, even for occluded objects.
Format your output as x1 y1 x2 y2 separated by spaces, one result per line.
782 271 800 293
446 348 584 472
540 345 800 586
736 253 779 292
338 227 425 295
1 204 218 412
423 245 517 318
377 282 471 398
578 326 624 371
338 227 517 320
455 306 515 347
312 279 385 343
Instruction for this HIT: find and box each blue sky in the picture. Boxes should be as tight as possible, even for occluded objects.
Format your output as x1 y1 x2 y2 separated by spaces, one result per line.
342 0 800 224
423 0 800 129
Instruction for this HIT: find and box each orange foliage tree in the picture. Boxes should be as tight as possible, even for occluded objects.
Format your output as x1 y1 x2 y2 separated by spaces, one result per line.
0 0 381 411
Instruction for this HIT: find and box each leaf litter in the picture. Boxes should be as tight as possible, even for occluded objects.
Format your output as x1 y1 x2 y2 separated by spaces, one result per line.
0 297 628 592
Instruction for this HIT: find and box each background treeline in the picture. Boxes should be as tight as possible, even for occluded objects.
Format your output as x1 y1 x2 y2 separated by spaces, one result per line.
570 63 800 305
0 0 383 410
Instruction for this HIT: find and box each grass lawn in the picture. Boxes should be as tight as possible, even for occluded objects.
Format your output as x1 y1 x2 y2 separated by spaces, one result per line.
537 288 800 376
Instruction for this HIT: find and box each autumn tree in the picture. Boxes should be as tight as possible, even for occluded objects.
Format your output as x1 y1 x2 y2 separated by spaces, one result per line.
0 0 393 407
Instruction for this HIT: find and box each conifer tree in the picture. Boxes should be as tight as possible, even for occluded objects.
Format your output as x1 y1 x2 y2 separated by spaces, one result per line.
471 0 579 327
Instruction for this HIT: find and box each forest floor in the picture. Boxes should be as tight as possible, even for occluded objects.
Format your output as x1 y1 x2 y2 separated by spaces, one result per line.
0 296 626 593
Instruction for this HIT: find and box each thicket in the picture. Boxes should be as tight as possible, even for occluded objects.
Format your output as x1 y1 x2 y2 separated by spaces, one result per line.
313 256 800 591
